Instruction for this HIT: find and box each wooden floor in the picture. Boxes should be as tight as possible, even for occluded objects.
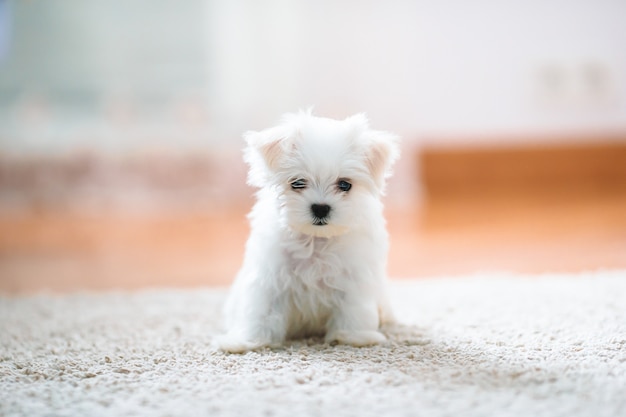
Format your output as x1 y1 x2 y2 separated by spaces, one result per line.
1 192 625 293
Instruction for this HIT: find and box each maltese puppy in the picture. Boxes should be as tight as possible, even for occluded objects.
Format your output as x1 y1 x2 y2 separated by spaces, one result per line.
217 110 399 353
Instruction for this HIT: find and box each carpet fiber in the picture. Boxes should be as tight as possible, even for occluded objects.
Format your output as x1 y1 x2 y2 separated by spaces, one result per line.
1 271 625 416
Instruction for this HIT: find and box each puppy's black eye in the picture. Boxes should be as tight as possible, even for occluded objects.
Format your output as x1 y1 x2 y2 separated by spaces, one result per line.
337 180 352 192
290 179 307 190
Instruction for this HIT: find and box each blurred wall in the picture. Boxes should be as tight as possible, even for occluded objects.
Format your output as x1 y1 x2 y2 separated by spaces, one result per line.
0 0 210 154
0 0 625 155
208 0 626 143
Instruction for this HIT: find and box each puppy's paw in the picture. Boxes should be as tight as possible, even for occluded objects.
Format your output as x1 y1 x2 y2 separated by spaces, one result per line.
213 334 266 353
325 330 387 347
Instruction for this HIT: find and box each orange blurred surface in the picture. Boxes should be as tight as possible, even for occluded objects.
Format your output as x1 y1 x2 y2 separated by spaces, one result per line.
1 193 625 294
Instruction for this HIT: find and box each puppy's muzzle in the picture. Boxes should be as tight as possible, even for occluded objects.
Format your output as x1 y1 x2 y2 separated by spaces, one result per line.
311 204 331 225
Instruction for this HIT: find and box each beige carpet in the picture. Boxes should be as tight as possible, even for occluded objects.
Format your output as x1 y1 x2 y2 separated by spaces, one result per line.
1 271 625 416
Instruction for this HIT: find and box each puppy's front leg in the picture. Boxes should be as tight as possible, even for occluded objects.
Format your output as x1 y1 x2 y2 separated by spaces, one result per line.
325 295 386 347
217 288 289 353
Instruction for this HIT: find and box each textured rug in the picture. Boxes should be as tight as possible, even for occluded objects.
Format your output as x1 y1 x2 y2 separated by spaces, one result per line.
1 271 625 417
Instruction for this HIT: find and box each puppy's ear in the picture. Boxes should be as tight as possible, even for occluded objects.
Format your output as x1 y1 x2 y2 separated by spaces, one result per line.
243 125 291 187
245 126 287 170
363 130 400 192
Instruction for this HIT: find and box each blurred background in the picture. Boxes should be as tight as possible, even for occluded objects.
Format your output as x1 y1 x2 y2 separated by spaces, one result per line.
1 0 625 293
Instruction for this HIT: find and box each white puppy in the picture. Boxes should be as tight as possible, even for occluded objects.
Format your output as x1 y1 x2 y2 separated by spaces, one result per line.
217 110 399 353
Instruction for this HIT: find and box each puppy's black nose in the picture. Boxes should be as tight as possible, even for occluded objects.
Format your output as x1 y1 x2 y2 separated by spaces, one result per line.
311 204 331 219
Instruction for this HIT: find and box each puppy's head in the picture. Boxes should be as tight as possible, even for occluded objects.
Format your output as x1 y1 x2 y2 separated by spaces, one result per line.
244 110 399 238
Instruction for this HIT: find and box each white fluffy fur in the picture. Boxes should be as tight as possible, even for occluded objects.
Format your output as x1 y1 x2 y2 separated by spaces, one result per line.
216 110 400 353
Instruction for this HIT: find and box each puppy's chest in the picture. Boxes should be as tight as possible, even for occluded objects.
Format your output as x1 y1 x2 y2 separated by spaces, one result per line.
285 239 347 290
